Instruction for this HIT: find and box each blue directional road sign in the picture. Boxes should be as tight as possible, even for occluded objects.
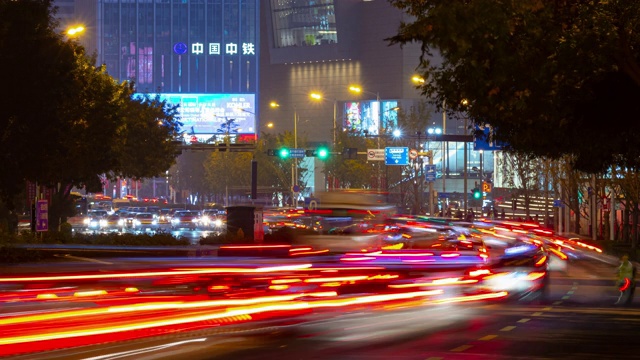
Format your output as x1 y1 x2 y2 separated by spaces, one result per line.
385 147 409 165
290 148 305 158
474 125 507 151
424 164 437 182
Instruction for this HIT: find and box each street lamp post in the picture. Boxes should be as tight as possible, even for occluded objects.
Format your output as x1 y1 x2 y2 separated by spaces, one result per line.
310 92 337 146
461 99 469 215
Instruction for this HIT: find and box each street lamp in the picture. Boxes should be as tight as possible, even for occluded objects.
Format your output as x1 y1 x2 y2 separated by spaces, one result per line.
309 92 337 146
66 25 85 36
270 101 299 207
461 98 470 215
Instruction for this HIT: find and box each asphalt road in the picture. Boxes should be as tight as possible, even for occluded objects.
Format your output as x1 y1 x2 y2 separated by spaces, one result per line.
4 257 637 360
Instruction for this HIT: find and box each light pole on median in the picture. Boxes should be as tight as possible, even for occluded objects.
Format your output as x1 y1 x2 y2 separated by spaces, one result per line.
309 92 337 146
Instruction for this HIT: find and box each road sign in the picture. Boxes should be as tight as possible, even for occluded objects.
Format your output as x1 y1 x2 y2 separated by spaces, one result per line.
292 184 301 193
474 125 506 151
290 148 305 158
385 147 409 166
425 164 437 182
409 149 418 159
482 182 492 193
367 149 385 161
36 199 48 232
553 199 563 207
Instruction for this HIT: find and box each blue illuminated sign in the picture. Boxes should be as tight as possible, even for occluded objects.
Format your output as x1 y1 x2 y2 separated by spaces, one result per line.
474 125 507 151
385 147 409 166
138 93 256 135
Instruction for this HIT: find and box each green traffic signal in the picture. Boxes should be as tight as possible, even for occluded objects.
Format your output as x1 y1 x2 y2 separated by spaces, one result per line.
317 146 329 160
472 188 482 199
278 148 290 159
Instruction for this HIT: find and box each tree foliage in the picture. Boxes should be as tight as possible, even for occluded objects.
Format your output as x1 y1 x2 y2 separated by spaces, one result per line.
0 0 181 226
388 0 640 173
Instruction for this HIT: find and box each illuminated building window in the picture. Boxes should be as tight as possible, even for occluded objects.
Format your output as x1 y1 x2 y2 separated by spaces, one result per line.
270 0 337 48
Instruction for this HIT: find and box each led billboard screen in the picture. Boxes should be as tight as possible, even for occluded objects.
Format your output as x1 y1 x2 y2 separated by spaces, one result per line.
343 100 398 135
138 93 256 135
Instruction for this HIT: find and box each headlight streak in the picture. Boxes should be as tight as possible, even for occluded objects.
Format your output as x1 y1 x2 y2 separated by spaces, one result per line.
0 290 443 347
0 264 315 283
0 292 337 326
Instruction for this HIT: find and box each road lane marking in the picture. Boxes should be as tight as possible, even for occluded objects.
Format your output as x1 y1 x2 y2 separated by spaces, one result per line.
553 301 563 305
450 345 473 352
568 291 575 294
517 318 530 323
562 296 570 300
532 312 543 316
479 335 498 341
500 326 516 332
543 307 552 311
60 254 113 265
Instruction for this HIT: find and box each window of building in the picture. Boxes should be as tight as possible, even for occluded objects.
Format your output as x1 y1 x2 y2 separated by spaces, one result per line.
270 0 337 48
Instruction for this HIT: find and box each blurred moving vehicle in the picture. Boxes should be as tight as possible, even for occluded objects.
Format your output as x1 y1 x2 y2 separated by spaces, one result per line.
170 210 200 230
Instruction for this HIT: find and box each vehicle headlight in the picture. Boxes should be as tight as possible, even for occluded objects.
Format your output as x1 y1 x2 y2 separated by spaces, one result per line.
171 219 178 224
214 219 223 227
118 219 124 226
201 216 210 224
192 218 198 223
134 220 141 225
83 218 90 225
99 219 107 227
152 220 158 225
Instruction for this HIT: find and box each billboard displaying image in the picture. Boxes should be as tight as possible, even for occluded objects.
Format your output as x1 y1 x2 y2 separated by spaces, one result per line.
343 100 398 135
138 93 256 135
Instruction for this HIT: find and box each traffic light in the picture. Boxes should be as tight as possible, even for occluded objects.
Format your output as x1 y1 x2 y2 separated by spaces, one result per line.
305 146 330 160
472 188 482 200
316 146 329 160
278 148 290 159
342 147 358 159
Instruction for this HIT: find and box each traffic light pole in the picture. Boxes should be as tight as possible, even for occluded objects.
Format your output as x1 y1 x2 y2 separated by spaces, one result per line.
428 152 434 216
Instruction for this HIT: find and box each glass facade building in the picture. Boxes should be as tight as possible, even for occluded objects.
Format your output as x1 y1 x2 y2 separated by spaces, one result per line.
270 0 337 48
97 0 259 109
97 0 259 137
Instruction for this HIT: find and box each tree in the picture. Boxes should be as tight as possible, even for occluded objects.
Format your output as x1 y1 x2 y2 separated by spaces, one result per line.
387 0 640 173
0 0 181 229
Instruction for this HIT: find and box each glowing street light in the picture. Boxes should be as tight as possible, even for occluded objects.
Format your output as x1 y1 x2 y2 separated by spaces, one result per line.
412 75 425 84
67 25 85 36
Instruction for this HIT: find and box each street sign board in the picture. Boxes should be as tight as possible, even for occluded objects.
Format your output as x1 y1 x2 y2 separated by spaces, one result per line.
385 147 409 166
409 149 418 159
367 149 385 161
36 199 48 232
482 182 492 193
290 148 305 158
474 125 506 151
425 164 437 182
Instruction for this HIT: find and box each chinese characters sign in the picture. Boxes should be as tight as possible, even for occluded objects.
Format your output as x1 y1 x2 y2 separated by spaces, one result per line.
173 42 256 56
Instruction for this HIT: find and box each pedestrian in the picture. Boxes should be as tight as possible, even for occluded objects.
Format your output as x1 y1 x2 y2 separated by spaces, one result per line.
615 254 636 306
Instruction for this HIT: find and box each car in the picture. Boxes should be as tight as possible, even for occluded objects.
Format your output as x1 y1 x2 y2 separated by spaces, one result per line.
104 214 125 232
131 212 159 232
460 235 550 303
84 216 107 231
198 210 224 230
170 210 200 230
